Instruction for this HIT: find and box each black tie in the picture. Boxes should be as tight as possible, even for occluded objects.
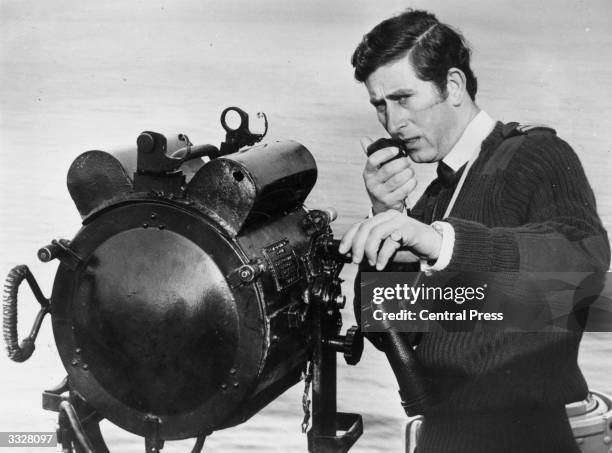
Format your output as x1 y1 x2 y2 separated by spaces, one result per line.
437 161 463 187
421 162 466 223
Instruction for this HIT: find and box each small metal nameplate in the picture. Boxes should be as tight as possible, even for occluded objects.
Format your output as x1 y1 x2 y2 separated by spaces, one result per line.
262 239 301 291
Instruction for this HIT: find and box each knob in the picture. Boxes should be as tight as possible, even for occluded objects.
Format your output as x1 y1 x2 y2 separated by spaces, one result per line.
324 325 364 366
343 326 364 365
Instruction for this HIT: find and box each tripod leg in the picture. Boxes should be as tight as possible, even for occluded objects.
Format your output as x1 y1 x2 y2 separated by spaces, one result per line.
79 416 110 453
190 435 206 453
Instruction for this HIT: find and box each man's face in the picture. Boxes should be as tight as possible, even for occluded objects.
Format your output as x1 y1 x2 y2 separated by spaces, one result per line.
365 54 456 163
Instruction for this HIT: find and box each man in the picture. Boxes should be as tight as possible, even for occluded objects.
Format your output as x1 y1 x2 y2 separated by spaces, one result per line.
338 9 610 453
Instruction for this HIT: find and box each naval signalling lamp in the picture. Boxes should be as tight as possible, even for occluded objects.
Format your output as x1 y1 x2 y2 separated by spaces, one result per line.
3 107 364 452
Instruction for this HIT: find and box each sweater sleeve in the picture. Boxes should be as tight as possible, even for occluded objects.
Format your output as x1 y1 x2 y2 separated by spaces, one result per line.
445 134 610 273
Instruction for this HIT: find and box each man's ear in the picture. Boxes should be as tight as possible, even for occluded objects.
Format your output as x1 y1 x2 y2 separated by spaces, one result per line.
446 68 467 106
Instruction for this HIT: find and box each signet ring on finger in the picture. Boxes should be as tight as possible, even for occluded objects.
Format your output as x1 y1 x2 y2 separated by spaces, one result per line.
389 230 403 244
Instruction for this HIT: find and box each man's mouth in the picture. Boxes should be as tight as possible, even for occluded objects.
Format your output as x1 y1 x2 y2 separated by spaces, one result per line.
401 136 420 150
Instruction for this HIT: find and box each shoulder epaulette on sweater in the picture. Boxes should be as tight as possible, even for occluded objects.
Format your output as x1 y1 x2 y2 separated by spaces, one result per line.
482 122 557 175
501 122 557 138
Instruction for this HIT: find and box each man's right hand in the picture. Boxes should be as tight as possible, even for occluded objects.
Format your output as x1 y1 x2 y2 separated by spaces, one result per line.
361 136 417 215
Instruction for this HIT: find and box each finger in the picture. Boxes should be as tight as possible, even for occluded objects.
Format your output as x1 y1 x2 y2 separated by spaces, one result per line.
338 221 363 254
377 156 413 180
351 222 375 264
364 158 412 192
382 166 416 192
365 147 405 169
349 212 396 263
366 174 414 218
386 173 418 198
376 237 403 270
363 216 404 264
359 136 375 156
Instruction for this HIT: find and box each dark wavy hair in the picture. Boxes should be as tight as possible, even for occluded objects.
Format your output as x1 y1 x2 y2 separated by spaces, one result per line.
351 9 478 100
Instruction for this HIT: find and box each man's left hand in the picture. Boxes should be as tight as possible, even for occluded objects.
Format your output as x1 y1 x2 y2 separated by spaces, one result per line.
338 210 442 270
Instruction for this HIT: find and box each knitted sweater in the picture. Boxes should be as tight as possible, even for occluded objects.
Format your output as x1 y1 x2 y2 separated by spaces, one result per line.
407 122 610 453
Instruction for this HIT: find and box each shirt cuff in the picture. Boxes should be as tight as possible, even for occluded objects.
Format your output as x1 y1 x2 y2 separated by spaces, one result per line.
420 221 455 274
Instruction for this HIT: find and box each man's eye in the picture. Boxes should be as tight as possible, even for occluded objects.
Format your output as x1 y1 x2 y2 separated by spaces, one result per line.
398 95 411 106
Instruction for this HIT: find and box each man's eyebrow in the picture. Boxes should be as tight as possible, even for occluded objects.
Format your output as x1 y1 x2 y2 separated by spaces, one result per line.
387 89 415 99
369 89 415 106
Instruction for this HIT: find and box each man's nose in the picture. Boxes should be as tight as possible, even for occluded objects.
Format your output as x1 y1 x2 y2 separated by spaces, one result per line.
385 104 408 136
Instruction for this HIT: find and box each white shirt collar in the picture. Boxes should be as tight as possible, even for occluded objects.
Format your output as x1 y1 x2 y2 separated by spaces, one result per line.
442 110 496 172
